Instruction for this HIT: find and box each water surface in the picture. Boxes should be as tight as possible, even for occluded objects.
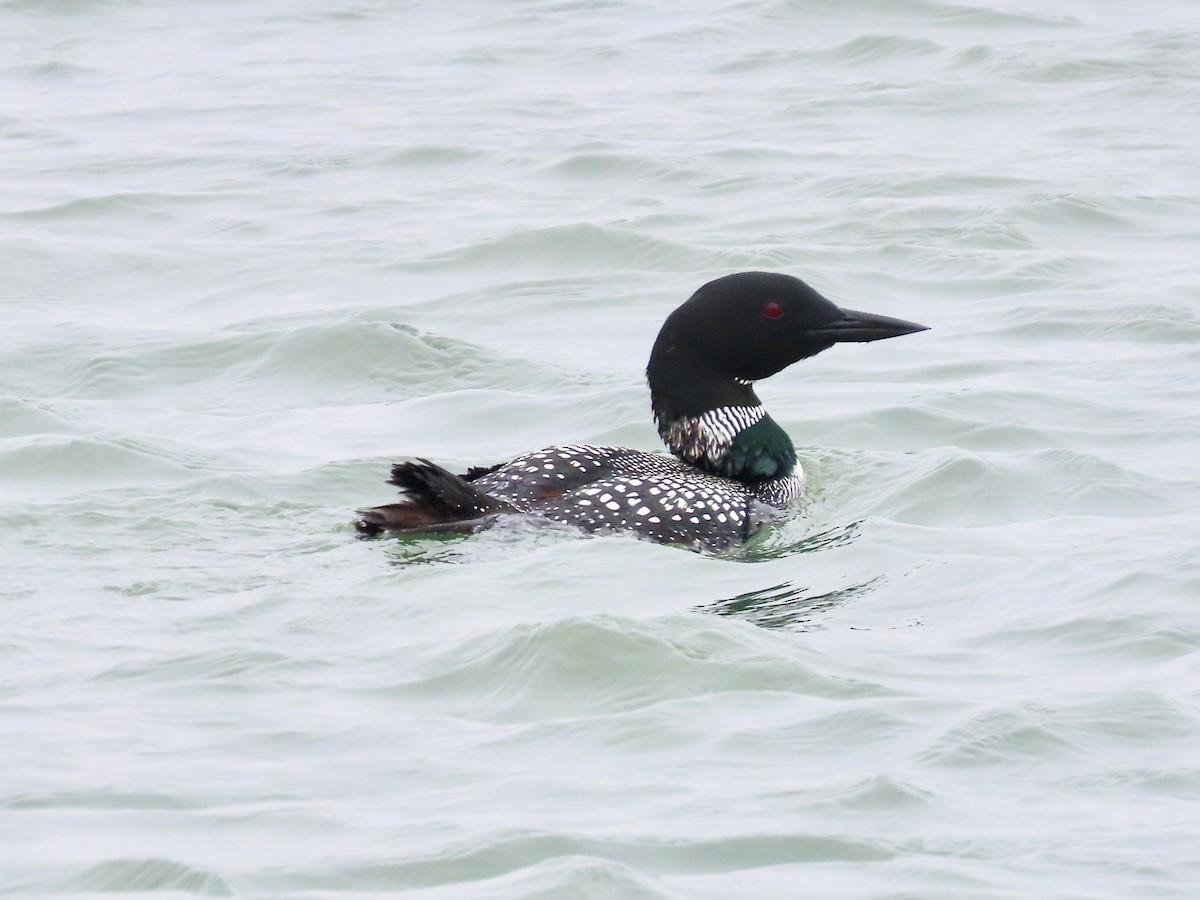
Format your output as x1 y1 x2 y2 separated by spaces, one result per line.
3 1 1200 897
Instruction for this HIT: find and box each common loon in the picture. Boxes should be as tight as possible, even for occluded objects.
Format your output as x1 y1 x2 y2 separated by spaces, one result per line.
356 272 927 551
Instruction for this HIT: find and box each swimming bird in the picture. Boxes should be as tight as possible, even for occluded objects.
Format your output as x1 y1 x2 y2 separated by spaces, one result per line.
356 272 927 551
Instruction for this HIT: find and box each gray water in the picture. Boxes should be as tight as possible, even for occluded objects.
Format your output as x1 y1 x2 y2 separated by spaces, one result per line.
3 1 1200 897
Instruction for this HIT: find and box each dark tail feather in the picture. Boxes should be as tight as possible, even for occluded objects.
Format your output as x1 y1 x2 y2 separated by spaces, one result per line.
355 458 517 537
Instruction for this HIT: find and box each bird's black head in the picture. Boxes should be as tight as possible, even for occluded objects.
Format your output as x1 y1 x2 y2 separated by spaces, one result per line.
646 272 929 467
651 271 928 384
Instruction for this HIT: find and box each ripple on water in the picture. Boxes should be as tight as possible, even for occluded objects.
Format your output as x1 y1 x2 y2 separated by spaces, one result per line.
6 191 194 225
979 609 1200 667
2 316 579 415
541 151 697 185
997 301 1200 344
0 435 204 492
0 398 75 438
848 445 1189 527
89 647 312 688
712 32 943 75
0 789 197 811
918 705 1081 769
372 616 890 724
411 223 709 275
1054 767 1200 800
258 830 892 895
49 858 233 896
919 690 1200 771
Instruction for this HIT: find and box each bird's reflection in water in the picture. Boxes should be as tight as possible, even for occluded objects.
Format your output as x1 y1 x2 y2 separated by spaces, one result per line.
696 576 882 630
701 519 878 629
380 518 582 566
728 519 863 561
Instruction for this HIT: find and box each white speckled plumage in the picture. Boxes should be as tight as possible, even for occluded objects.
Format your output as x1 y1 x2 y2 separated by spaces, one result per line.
469 444 803 550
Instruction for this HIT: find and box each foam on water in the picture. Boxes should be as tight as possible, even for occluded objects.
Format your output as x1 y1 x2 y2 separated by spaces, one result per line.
3 0 1200 896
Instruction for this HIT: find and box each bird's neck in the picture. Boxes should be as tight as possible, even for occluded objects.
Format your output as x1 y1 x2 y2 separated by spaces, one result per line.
647 345 797 482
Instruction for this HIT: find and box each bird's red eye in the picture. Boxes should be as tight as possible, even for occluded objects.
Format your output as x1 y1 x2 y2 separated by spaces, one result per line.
762 301 784 320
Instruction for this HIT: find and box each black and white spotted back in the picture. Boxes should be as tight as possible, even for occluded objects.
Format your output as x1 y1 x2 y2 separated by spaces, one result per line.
470 444 803 550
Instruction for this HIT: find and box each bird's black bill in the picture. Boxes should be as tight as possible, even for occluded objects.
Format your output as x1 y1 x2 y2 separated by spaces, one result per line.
813 307 930 343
